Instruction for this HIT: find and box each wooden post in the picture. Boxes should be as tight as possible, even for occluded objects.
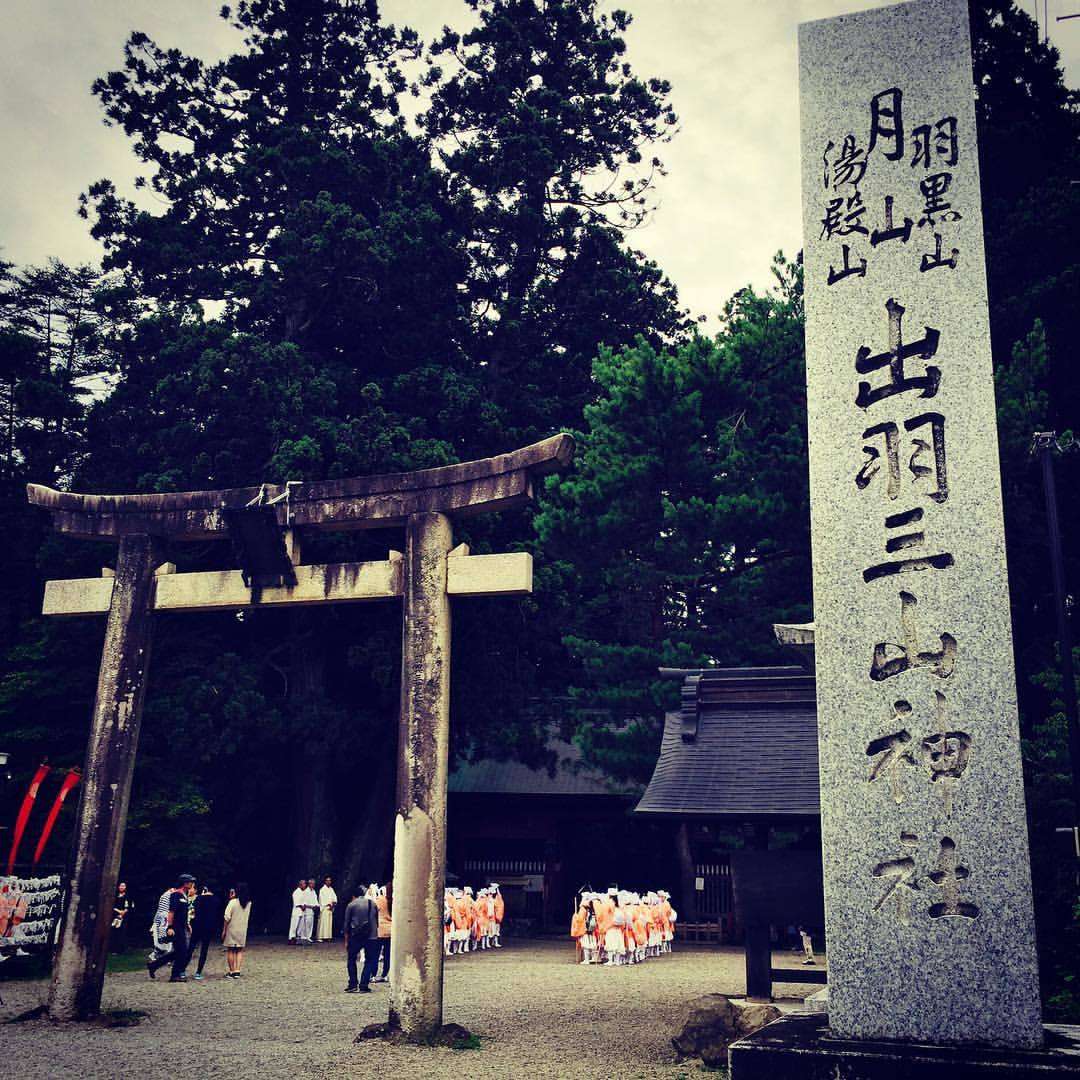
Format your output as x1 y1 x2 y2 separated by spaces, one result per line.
676 821 698 924
388 512 453 1038
744 923 773 1003
48 534 162 1021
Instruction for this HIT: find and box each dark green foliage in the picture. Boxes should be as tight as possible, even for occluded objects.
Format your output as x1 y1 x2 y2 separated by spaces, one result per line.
1 0 685 911
971 0 1080 716
534 255 809 780
968 1 1080 1013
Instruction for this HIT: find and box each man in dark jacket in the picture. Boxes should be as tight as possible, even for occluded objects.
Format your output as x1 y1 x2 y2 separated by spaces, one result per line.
189 884 223 980
342 885 380 993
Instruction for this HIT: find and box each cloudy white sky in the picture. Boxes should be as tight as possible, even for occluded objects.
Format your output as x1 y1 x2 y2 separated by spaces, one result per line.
2 0 1077 322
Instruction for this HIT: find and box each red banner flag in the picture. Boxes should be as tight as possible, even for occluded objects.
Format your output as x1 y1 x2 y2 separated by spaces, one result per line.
32 769 81 867
6 762 51 875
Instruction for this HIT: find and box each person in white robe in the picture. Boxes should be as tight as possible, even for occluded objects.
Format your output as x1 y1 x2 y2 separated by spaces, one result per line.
299 879 318 943
289 879 306 943
318 876 337 941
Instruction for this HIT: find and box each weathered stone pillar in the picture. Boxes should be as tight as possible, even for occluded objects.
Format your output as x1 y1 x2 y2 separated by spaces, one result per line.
389 511 452 1038
49 533 162 1021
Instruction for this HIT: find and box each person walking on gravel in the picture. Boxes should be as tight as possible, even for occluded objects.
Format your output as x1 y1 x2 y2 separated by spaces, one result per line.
342 885 380 993
147 873 195 982
372 884 391 983
288 878 305 944
300 878 318 944
110 881 132 953
189 882 223 980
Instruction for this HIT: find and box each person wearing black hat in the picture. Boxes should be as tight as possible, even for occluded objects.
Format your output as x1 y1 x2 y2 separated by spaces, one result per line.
147 873 196 982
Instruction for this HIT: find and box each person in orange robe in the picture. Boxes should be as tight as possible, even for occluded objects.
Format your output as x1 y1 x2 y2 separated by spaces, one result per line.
595 889 616 964
484 888 497 949
587 895 604 964
619 893 636 963
659 891 675 953
472 887 489 949
647 893 662 958
632 897 649 964
570 900 588 964
607 904 628 966
452 889 470 955
462 886 478 952
491 884 505 948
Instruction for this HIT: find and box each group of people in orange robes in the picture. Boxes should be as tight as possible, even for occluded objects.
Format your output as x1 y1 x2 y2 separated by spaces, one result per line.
443 883 504 955
570 888 677 965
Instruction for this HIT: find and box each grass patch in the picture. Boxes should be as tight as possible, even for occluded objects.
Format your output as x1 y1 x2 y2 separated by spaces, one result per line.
450 1033 483 1051
107 948 151 974
0 947 145 986
0 953 50 980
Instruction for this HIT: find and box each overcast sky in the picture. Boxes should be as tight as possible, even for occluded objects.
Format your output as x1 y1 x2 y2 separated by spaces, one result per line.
2 0 1077 323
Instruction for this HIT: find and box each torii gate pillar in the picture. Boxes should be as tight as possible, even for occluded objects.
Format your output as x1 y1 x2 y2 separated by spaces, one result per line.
390 511 453 1034
47 534 163 1021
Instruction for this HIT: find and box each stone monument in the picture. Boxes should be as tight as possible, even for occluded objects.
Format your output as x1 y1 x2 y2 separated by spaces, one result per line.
798 0 1042 1049
732 0 1080 1074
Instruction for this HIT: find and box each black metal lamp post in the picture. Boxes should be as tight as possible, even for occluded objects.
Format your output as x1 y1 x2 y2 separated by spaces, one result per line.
1032 431 1080 821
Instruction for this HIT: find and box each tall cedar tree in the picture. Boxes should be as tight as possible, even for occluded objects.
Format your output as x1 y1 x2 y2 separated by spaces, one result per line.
422 0 688 440
972 2 1080 1012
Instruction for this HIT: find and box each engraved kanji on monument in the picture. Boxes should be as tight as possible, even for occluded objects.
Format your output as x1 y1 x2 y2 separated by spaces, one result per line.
799 0 1041 1048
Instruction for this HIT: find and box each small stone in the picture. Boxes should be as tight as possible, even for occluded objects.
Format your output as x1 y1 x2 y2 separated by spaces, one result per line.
672 993 780 1068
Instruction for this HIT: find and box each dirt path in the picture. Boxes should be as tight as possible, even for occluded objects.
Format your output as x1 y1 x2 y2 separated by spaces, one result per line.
1 939 816 1079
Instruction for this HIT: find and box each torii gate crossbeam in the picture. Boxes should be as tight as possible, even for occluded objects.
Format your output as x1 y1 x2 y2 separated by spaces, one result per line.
27 434 573 1036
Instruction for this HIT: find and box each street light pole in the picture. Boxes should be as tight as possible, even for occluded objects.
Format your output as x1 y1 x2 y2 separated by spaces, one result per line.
1033 431 1080 820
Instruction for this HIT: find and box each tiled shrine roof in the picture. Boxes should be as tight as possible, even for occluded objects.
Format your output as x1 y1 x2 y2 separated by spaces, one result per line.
634 666 820 819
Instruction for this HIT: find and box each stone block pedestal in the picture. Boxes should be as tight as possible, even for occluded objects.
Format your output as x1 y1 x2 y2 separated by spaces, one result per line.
729 1015 1080 1079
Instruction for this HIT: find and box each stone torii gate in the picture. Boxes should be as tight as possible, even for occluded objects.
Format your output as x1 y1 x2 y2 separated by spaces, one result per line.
27 433 573 1034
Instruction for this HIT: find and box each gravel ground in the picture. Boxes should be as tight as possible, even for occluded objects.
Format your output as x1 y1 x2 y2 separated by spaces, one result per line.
1 939 819 1079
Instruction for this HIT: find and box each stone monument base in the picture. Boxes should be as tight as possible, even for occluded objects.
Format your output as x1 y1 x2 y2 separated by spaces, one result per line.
728 1015 1080 1078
